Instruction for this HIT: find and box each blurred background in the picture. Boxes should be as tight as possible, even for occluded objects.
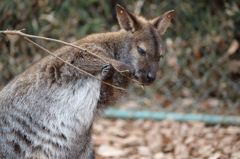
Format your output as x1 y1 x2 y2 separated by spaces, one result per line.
0 0 239 115
0 0 240 158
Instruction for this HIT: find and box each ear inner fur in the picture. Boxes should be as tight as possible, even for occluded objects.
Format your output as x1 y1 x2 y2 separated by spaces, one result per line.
152 10 175 35
116 4 139 32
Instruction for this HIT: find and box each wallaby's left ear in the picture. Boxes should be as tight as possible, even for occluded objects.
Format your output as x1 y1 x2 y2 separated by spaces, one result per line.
116 4 139 32
151 10 175 35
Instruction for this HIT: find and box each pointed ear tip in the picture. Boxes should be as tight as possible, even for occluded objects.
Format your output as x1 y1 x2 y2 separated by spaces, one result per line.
162 10 175 19
167 10 175 16
170 10 175 14
116 4 124 10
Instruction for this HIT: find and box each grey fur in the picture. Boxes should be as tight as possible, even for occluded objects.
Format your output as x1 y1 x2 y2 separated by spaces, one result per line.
0 5 174 159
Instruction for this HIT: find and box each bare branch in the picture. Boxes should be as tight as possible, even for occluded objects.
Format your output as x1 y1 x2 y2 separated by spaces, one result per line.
25 37 127 91
0 30 143 88
0 30 109 63
0 30 128 91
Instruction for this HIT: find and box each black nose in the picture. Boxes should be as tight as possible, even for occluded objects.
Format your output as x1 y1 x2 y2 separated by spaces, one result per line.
147 72 155 84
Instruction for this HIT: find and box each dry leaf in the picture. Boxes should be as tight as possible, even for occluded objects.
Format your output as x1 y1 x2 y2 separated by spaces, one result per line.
227 40 239 55
97 145 126 157
93 118 240 159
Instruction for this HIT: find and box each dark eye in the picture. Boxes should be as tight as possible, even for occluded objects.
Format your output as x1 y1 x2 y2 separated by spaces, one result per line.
137 46 146 57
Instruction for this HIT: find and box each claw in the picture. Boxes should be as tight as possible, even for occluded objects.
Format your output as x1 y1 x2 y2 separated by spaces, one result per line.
102 64 114 77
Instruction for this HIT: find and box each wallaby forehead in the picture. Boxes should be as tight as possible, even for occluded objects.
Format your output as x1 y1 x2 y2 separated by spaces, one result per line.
137 21 161 40
137 25 162 51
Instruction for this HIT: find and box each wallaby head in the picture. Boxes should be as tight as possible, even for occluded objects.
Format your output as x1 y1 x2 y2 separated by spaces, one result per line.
116 4 174 85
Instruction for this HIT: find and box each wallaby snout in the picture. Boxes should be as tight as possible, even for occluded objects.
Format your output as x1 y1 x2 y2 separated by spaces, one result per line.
147 72 155 85
136 70 157 86
134 61 159 86
146 62 159 85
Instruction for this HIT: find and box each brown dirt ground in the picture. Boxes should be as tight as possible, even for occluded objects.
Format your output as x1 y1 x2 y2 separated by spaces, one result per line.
93 118 240 159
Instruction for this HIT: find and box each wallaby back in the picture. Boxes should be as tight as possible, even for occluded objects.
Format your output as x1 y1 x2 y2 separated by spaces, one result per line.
0 4 174 159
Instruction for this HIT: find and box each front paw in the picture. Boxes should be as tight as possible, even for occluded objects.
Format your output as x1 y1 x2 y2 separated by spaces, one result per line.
102 64 114 79
120 65 135 78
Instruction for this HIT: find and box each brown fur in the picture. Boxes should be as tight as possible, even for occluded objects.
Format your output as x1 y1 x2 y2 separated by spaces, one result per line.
0 5 174 158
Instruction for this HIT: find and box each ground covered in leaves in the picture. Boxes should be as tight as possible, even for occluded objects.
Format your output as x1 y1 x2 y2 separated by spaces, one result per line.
93 118 240 159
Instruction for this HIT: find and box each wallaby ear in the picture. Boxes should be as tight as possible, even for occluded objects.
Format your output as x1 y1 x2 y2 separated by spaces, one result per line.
152 10 175 35
116 4 139 32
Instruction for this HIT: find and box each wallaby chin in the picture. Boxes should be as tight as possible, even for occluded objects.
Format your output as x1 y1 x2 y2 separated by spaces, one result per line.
0 4 174 158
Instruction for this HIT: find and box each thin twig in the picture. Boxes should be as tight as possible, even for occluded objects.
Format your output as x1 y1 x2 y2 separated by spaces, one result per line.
0 30 109 64
0 30 142 86
22 37 127 91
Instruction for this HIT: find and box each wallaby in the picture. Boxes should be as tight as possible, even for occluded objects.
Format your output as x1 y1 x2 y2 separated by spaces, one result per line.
0 4 174 159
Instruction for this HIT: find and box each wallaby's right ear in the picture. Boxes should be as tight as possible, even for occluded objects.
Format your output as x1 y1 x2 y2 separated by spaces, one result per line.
152 10 175 35
116 4 139 32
